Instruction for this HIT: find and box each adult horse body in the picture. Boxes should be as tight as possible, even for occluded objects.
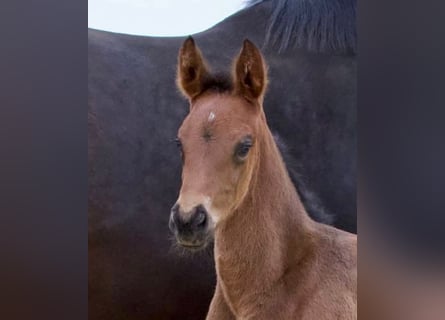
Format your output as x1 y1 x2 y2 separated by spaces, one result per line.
89 0 356 319
170 37 357 320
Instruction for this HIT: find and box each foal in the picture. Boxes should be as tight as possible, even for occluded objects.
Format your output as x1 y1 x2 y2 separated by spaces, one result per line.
169 37 357 320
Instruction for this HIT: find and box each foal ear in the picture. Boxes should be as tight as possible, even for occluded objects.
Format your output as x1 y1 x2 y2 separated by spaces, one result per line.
177 36 209 100
233 39 267 102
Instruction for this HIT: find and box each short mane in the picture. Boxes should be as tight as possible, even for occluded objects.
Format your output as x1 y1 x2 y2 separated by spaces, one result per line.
200 72 233 94
246 0 357 54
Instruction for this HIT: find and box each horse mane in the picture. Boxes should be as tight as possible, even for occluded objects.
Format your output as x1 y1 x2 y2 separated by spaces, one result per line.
200 72 233 94
245 0 357 54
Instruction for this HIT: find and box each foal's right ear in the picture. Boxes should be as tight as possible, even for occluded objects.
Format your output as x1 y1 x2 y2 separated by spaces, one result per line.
177 37 209 100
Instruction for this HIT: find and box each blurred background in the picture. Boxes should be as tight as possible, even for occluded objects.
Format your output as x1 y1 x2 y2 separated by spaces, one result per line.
88 0 246 36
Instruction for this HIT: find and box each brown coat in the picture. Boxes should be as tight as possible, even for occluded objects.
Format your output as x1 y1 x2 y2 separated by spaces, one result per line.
174 37 357 320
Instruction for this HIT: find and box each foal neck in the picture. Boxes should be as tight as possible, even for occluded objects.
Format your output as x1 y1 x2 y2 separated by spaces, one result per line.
214 117 315 310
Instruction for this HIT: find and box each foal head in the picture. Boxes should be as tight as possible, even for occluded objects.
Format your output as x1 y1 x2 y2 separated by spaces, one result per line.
169 37 268 249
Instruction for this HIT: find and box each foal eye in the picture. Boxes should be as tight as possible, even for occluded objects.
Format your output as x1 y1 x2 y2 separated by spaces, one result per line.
235 137 253 160
237 145 251 158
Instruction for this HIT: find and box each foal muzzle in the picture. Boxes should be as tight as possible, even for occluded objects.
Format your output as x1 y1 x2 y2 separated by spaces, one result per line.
169 203 210 248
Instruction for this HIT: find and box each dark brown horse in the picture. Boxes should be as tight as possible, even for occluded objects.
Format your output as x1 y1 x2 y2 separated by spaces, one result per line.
170 37 357 319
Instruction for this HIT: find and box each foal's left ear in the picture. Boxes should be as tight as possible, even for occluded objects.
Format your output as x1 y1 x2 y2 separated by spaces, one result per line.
233 39 267 103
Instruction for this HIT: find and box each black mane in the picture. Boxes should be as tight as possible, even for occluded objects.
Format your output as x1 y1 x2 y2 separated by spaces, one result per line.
201 72 233 94
246 0 356 54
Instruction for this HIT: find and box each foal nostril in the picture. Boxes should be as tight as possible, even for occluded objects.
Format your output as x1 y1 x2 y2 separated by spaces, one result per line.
193 205 208 228
196 211 206 227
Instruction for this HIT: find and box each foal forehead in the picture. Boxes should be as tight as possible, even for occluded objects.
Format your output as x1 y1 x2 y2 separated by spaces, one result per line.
186 94 254 128
179 94 255 140
194 94 244 115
